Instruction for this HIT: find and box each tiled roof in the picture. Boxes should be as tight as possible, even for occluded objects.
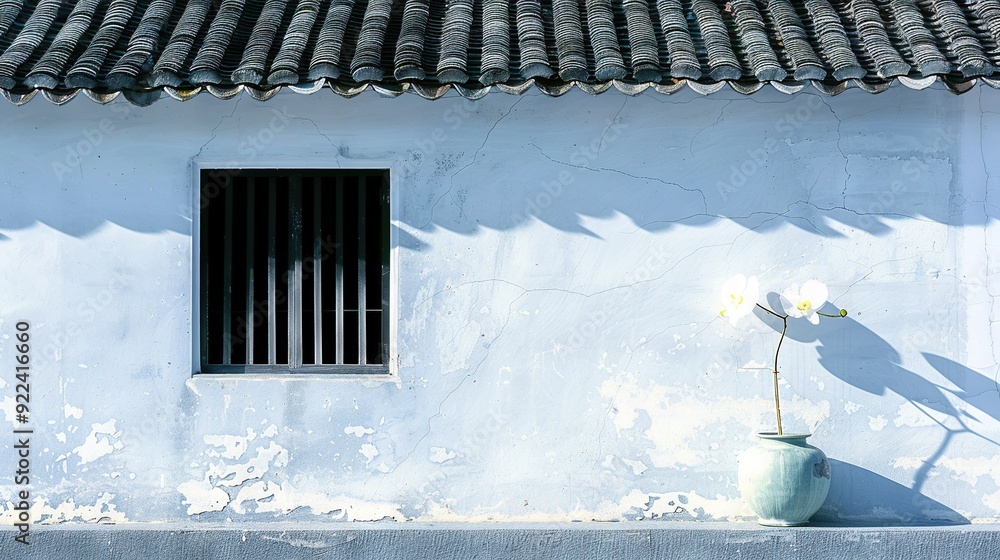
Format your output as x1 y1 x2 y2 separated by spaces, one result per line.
3 0 1000 105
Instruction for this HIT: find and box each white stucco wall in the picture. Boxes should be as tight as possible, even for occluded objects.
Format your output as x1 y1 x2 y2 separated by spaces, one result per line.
0 83 998 525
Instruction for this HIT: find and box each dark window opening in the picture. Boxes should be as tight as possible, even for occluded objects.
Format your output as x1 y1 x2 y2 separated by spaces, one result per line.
199 169 390 374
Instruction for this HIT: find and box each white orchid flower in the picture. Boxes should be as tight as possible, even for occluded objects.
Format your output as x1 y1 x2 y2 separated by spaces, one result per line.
780 280 829 324
719 274 759 326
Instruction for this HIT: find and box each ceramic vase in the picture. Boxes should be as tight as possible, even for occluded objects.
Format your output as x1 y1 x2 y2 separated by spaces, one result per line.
738 432 831 526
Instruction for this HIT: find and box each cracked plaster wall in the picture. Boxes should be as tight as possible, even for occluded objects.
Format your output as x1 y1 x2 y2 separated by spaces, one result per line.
0 84 998 525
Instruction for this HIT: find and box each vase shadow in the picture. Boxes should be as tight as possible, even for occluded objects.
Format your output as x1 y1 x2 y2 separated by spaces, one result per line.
811 459 969 526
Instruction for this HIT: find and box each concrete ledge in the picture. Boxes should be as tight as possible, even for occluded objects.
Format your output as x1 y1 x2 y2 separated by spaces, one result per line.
2 522 999 559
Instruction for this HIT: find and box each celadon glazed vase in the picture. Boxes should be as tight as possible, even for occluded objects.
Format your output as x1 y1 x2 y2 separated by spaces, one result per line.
738 433 831 526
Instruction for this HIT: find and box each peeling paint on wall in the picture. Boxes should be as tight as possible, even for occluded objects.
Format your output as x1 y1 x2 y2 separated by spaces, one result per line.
72 420 123 465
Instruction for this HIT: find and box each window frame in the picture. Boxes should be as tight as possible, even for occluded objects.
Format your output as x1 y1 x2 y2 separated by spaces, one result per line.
191 159 399 379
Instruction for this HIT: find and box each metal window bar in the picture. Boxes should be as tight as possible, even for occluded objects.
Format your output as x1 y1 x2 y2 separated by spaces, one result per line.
246 181 255 364
267 178 277 365
357 179 367 365
335 178 345 365
288 176 303 368
313 187 323 364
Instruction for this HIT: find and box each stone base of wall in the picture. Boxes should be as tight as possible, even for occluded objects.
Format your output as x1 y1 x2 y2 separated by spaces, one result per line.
3 522 999 559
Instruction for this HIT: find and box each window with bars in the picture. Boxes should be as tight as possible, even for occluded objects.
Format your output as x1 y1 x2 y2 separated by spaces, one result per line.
198 169 390 375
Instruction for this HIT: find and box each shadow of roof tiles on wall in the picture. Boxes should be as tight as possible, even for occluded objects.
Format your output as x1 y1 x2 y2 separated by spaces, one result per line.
4 0 1000 105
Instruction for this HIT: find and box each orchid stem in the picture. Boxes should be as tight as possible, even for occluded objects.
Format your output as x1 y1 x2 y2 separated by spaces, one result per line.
756 304 787 435
755 303 785 319
773 315 788 436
